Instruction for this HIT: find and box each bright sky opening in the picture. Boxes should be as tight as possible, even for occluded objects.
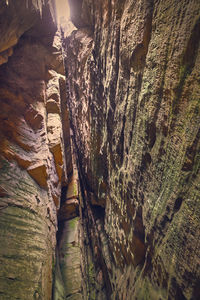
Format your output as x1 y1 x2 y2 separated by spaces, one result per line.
55 0 70 25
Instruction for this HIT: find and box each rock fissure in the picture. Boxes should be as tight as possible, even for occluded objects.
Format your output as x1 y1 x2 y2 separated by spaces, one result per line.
0 0 200 299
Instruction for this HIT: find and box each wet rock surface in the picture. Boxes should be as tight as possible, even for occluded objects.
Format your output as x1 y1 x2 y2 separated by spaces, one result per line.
64 0 200 299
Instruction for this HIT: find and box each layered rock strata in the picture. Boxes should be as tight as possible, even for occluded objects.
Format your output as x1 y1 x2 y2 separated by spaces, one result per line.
0 1 72 299
53 217 82 300
0 0 200 299
64 0 200 299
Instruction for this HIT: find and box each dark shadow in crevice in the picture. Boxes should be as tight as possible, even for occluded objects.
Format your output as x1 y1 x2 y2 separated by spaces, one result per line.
91 204 105 223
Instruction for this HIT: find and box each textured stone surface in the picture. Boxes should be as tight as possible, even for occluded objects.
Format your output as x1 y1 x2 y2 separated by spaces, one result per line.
0 160 56 299
64 0 200 299
53 217 82 300
1 0 200 299
0 1 71 299
0 0 56 66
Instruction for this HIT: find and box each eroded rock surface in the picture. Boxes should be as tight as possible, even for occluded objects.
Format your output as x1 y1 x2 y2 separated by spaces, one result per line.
0 0 200 299
64 0 200 299
0 1 71 299
53 217 82 300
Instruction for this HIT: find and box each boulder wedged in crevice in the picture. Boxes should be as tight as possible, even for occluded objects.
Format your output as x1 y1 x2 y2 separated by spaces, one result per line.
0 0 200 298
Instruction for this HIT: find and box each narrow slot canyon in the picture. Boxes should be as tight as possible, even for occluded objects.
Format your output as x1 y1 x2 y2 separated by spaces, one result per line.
0 1 200 300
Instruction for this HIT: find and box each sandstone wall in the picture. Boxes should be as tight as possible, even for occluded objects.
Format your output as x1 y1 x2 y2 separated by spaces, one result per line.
64 0 200 299
0 1 71 299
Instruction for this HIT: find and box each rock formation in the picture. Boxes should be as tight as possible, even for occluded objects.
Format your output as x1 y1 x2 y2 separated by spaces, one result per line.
0 0 199 299
0 1 72 299
64 0 200 299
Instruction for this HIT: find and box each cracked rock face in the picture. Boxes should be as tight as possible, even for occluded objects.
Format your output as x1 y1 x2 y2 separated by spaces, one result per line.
0 1 71 299
0 0 200 299
65 0 200 299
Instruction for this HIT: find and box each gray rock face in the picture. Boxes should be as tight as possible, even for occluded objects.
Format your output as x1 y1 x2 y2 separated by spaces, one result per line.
53 217 82 300
64 0 200 299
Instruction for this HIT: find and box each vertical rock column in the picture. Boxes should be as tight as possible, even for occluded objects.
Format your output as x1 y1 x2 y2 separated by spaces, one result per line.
53 136 83 300
64 0 200 299
0 1 70 299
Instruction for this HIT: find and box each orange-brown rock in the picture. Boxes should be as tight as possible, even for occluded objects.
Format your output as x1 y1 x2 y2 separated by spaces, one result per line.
66 175 79 200
24 106 44 131
27 163 48 189
58 198 79 221
46 99 60 114
0 1 72 299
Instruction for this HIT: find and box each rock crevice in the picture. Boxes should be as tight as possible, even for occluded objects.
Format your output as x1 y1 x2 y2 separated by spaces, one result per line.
0 0 200 299
63 0 200 299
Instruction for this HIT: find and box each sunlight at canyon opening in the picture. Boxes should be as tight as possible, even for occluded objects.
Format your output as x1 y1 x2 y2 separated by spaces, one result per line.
55 0 70 25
